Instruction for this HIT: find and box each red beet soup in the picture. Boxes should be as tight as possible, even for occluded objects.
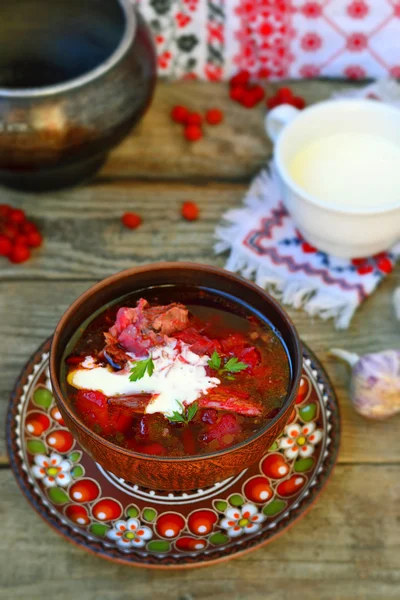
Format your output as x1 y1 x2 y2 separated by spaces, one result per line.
62 285 291 457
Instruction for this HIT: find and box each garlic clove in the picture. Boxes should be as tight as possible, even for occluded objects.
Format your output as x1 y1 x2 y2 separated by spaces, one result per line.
330 348 400 420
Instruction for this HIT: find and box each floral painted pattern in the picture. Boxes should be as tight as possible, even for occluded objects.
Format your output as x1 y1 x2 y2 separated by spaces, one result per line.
106 519 153 548
279 422 323 460
32 453 72 488
220 503 265 537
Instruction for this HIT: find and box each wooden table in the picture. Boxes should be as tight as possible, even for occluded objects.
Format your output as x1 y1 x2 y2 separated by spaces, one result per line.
1 81 399 600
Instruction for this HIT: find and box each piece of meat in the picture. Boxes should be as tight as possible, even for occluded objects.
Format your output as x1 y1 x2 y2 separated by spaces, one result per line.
107 394 152 413
101 333 131 369
173 327 222 356
105 299 190 358
152 306 189 335
198 389 262 417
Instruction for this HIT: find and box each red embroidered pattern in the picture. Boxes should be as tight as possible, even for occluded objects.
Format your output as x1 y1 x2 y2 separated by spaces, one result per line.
233 0 294 80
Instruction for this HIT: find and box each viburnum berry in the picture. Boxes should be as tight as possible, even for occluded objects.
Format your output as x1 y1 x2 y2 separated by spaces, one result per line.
277 87 293 103
121 212 142 229
9 208 26 224
171 105 189 124
184 125 203 142
186 112 202 126
9 244 31 264
27 231 43 248
357 264 374 275
205 108 223 125
376 256 393 274
0 234 12 256
0 204 11 219
230 86 246 103
181 201 200 221
291 96 306 109
266 96 279 109
230 70 250 87
242 90 258 108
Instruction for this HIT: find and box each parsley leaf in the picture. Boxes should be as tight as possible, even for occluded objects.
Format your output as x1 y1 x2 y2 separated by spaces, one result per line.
129 357 154 382
208 350 221 370
207 351 248 379
168 400 199 425
224 357 248 373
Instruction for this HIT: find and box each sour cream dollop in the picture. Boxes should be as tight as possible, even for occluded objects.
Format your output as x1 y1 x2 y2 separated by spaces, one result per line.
68 340 220 417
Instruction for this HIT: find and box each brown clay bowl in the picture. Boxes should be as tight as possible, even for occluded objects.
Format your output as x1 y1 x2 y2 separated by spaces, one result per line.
50 263 302 491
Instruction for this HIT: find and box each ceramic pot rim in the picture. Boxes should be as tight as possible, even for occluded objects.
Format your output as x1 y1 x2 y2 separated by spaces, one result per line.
0 0 136 98
50 262 303 464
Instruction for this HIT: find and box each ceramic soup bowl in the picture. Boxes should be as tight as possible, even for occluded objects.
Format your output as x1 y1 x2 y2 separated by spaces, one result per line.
50 263 302 491
0 0 156 191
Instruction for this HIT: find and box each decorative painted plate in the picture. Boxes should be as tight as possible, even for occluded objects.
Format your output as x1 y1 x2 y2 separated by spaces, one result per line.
7 338 340 569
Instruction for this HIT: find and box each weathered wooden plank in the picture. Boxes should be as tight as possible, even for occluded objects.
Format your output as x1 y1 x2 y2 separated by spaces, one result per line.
1 465 399 600
0 278 398 464
100 80 360 181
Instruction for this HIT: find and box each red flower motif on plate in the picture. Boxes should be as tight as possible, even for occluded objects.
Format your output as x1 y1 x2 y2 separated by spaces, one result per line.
301 2 323 18
301 33 322 52
347 1 369 19
347 33 368 52
299 64 320 78
344 65 366 79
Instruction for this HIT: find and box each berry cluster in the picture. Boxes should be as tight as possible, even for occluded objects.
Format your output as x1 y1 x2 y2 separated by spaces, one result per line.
0 204 42 264
171 105 224 142
266 87 306 110
229 70 265 108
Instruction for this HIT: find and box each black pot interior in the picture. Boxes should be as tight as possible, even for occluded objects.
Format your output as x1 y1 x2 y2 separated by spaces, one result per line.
0 0 126 88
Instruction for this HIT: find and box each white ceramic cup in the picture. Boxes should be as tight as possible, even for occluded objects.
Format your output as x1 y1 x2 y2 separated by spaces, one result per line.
265 99 400 258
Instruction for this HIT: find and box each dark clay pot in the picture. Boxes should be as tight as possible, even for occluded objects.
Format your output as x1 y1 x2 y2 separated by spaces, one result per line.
0 0 156 191
50 263 302 491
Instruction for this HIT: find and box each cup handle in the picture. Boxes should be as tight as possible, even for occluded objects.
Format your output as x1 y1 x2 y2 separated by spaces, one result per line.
265 104 300 143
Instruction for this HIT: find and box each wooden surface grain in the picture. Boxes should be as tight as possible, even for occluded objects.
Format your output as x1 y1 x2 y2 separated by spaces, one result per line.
0 80 399 600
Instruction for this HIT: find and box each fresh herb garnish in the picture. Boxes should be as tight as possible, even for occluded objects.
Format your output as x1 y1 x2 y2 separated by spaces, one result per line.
168 400 199 425
129 356 154 382
208 351 248 378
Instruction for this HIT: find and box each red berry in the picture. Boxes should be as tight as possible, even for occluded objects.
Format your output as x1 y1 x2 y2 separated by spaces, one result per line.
184 125 203 142
9 208 26 224
351 257 367 266
186 112 203 126
15 234 29 246
291 96 306 109
181 201 200 221
205 108 223 125
230 70 250 87
2 224 18 240
171 105 189 124
21 221 38 235
9 244 31 264
230 85 246 103
277 87 293 103
0 204 11 219
27 231 43 248
376 256 393 274
250 85 265 103
121 212 142 229
302 242 317 253
266 96 279 109
357 264 374 275
241 90 258 108
0 234 12 257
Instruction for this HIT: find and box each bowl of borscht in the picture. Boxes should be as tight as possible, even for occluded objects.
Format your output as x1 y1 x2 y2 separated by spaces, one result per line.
50 263 302 490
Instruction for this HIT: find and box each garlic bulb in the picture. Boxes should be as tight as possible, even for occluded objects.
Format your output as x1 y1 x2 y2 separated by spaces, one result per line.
330 348 400 419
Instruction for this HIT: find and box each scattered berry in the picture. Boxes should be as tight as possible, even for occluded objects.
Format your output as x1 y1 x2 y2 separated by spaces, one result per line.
250 85 265 103
376 256 393 274
357 264 374 275
230 85 246 103
27 231 43 248
0 204 11 219
184 124 203 142
122 212 142 230
0 234 12 257
15 234 29 247
9 208 26 224
21 222 38 235
171 105 189 124
230 70 250 87
205 108 223 125
2 224 18 240
266 87 306 111
266 96 279 109
242 90 258 108
9 244 31 264
181 201 200 221
277 87 293 103
292 96 306 109
186 112 202 126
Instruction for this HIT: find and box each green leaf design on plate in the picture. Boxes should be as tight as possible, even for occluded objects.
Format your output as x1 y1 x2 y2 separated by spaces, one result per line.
209 532 230 546
213 500 228 513
71 465 84 478
294 457 315 473
299 403 317 422
126 505 139 518
142 508 157 522
26 439 46 454
147 540 170 553
68 451 82 463
89 523 109 537
263 499 287 517
269 441 279 452
33 388 53 409
48 487 69 505
229 494 244 507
